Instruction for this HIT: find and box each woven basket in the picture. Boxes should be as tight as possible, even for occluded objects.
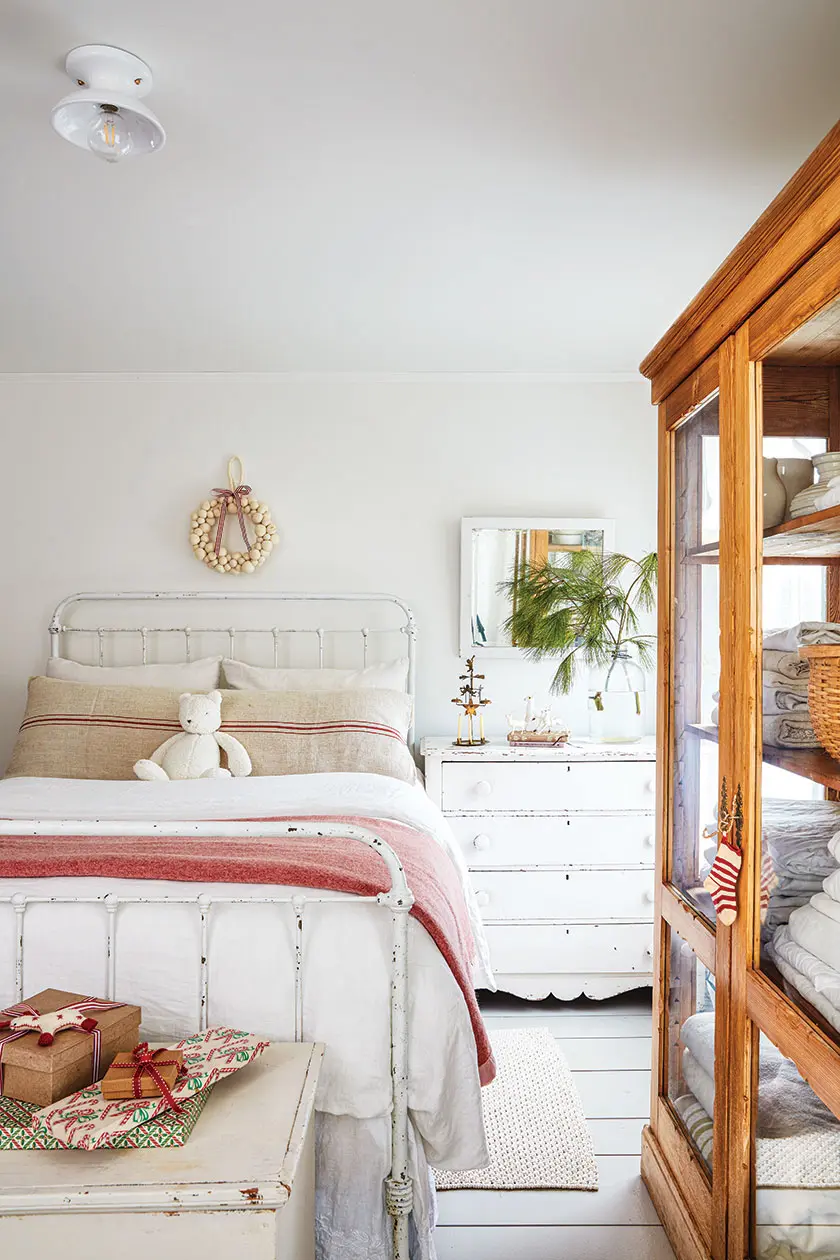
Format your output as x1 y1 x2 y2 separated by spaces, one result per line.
799 645 840 760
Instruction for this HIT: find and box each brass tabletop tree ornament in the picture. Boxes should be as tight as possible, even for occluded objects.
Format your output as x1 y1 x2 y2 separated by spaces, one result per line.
452 657 491 746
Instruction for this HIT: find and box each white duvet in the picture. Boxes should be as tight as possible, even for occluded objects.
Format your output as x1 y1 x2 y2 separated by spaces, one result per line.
0 772 492 1172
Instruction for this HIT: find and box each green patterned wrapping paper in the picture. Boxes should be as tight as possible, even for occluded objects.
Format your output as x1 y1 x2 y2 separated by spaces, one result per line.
0 1085 214 1150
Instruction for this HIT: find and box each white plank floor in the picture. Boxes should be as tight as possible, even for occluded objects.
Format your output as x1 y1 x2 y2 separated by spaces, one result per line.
435 989 674 1259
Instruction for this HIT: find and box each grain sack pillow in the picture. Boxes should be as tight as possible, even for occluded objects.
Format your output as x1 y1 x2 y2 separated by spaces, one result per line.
7 678 416 785
7 677 185 780
218 688 416 783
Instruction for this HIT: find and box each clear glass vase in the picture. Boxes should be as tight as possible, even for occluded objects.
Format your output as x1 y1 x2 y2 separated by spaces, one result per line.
588 649 646 743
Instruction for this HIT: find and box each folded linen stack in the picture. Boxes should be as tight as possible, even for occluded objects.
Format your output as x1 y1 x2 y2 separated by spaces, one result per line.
761 800 840 936
677 1011 840 1158
709 622 840 748
759 623 840 749
771 828 840 1034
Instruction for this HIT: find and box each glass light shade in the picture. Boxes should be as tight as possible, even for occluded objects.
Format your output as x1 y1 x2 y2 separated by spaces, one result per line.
87 106 133 163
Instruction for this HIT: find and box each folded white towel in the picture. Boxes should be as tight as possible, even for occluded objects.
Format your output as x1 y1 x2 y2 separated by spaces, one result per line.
787 902 840 973
773 917 840 1008
680 1011 715 1079
763 649 811 681
763 713 819 749
767 935 840 1038
813 891 840 925
763 622 840 651
763 682 810 714
763 670 809 691
682 1048 716 1119
823 867 840 902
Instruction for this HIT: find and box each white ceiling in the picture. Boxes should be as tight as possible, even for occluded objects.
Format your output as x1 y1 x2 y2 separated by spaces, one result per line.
2 0 840 374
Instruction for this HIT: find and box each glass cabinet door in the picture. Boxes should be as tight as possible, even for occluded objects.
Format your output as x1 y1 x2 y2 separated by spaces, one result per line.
666 922 715 1175
670 390 721 923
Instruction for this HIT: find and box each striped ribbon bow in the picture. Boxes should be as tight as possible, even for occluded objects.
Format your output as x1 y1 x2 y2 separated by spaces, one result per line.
125 1043 183 1113
0 998 125 1093
212 483 251 555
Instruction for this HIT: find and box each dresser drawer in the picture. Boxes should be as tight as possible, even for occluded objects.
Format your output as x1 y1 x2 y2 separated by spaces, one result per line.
470 869 654 921
440 760 655 813
484 922 654 975
449 814 655 869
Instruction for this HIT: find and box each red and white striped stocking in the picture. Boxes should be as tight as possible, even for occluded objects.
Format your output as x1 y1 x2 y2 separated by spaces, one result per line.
703 838 741 926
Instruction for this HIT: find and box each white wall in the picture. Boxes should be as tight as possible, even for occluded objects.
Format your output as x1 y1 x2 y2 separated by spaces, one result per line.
0 376 656 767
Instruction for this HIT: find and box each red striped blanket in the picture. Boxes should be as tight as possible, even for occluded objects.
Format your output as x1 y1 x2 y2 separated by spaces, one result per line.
0 814 495 1086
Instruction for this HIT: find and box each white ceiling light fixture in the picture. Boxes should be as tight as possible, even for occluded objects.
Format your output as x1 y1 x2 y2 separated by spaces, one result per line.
51 45 165 163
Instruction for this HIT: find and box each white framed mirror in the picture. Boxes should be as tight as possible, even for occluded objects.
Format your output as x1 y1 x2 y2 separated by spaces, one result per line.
460 517 616 657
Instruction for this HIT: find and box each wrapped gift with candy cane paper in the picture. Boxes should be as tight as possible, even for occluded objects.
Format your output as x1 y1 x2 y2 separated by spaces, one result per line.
27 1027 269 1150
0 1086 214 1150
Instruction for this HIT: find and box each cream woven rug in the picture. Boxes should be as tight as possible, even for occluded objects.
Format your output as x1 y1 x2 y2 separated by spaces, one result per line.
433 1027 598 1191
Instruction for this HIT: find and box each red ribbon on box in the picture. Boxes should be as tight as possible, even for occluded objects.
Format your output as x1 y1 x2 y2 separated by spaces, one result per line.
0 998 125 1093
126 1043 183 1113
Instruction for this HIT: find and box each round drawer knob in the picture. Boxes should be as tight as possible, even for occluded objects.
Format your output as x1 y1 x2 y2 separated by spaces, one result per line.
643 888 655 904
475 890 491 908
643 833 655 849
645 947 653 958
474 779 493 797
645 779 655 795
473 834 491 851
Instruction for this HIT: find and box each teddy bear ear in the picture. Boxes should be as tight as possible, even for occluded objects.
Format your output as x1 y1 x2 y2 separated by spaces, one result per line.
207 690 222 703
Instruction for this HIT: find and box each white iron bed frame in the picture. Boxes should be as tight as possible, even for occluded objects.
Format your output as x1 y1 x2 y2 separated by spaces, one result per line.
0 591 420 1259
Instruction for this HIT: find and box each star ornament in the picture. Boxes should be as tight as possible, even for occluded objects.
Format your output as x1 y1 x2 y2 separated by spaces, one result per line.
0 1008 99 1047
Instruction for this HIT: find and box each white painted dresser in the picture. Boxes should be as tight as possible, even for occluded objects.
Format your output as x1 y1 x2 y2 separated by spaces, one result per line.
422 736 657 1000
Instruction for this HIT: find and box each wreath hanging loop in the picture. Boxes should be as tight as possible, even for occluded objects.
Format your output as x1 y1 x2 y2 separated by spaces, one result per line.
189 456 277 575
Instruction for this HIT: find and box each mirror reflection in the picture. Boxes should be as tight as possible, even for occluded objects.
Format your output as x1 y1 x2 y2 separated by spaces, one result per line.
463 518 614 653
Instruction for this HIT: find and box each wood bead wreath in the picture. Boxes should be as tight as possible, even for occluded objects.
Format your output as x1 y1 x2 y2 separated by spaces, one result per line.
189 457 277 575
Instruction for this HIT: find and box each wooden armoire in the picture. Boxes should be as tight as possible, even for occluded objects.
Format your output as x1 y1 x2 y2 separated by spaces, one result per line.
641 119 840 1260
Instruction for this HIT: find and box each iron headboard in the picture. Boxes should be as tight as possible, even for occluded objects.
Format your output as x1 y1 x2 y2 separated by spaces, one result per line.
48 591 418 745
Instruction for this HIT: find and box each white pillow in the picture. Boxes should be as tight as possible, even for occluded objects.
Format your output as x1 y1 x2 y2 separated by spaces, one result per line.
46 657 222 689
222 657 409 693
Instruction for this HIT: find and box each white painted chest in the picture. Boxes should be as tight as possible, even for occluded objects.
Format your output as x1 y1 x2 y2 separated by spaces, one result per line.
422 736 657 1001
0 1042 323 1259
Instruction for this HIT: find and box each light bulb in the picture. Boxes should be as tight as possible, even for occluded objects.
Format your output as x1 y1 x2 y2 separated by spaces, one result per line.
87 105 133 163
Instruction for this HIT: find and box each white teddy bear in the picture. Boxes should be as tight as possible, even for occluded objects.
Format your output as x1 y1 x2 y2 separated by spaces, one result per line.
133 690 252 782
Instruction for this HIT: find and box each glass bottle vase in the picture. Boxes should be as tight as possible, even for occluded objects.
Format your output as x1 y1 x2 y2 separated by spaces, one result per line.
588 649 646 743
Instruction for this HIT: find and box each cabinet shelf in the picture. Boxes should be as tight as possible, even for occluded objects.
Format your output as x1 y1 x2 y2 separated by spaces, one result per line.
685 722 840 790
688 503 840 564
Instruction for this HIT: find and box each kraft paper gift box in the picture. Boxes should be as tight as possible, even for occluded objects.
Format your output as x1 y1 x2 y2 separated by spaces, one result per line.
100 1045 185 1101
0 988 141 1107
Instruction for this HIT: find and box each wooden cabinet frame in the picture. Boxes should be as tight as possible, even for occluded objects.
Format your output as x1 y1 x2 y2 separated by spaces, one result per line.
643 146 840 1258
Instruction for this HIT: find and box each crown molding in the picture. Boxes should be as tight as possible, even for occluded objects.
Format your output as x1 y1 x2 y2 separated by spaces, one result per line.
0 370 643 385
